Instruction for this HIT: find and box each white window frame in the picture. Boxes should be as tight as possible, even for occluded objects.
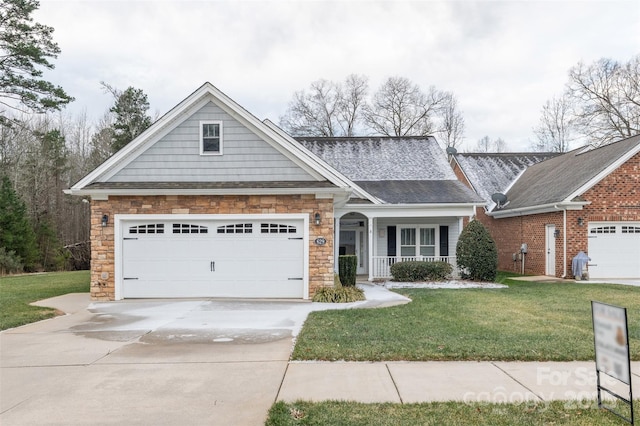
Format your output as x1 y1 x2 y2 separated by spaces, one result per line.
398 225 439 258
419 228 436 256
199 121 223 155
399 228 416 256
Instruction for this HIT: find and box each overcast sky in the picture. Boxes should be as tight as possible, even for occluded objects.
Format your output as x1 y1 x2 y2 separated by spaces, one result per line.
37 0 639 151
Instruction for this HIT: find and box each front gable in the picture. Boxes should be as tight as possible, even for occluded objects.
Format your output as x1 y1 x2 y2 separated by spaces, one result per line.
68 83 364 200
107 101 316 183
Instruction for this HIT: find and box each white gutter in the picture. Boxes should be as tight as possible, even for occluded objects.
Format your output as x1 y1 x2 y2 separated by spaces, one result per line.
488 201 589 218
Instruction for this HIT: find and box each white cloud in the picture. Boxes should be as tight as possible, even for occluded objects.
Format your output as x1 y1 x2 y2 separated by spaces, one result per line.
36 0 640 151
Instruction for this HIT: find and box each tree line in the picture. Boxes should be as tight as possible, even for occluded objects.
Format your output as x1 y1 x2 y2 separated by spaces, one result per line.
279 74 466 149
1 0 638 274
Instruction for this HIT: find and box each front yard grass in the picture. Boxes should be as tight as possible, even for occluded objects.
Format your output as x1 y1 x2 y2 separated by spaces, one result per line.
0 271 90 330
292 276 640 361
267 400 638 426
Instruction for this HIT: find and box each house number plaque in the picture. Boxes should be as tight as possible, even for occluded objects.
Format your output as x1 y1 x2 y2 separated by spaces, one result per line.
314 237 327 246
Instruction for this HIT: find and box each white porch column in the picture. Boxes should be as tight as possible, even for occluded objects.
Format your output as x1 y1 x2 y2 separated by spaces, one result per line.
368 216 374 281
334 216 340 274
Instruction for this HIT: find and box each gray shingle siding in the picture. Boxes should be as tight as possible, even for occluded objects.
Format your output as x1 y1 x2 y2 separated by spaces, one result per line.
108 101 316 183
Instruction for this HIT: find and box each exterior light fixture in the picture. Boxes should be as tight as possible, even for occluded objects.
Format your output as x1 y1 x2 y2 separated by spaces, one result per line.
102 214 109 227
554 229 561 238
314 212 321 226
577 217 584 226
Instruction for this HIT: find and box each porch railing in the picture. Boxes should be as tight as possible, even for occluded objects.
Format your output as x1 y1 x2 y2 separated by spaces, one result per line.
371 256 459 280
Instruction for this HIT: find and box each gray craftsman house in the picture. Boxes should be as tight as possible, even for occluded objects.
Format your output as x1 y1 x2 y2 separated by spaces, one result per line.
67 82 482 300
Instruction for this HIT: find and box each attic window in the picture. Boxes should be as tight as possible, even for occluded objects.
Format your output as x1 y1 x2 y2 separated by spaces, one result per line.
200 121 223 155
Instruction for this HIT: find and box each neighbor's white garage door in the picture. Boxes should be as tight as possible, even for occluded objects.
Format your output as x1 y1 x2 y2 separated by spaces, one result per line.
588 222 640 279
120 218 305 298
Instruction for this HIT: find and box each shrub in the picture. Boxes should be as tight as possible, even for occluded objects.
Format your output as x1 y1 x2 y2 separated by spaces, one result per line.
312 286 365 303
0 247 23 275
455 219 498 281
390 261 453 282
338 255 357 287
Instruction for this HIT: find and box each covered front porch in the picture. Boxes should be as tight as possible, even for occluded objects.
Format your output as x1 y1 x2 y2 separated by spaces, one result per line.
334 204 474 280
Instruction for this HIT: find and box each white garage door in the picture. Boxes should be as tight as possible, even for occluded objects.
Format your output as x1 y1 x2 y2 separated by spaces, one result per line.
588 222 640 279
120 218 305 298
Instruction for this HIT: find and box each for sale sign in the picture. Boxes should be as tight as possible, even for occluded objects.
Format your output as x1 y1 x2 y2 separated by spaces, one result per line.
591 301 631 384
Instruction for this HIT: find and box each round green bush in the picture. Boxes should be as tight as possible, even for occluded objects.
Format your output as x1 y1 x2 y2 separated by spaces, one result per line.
455 219 498 281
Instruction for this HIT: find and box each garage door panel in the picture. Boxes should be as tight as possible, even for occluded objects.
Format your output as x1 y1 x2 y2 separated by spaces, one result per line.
121 218 306 299
123 278 304 299
588 222 640 279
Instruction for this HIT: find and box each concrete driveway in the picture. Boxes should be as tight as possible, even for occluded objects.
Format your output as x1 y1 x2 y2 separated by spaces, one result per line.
0 286 409 425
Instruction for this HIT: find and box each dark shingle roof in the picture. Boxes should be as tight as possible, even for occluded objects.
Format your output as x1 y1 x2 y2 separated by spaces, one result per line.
297 136 456 181
454 152 559 209
499 134 640 211
354 180 484 204
296 136 481 205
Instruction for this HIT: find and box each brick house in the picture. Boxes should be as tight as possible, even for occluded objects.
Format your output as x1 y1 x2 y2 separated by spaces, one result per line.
66 83 481 300
451 135 640 280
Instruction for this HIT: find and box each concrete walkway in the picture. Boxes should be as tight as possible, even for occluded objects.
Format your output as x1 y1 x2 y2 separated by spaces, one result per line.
1 288 638 425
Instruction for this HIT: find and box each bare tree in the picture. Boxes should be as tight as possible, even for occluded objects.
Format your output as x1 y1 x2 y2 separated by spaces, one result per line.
436 91 465 148
337 74 369 136
475 136 507 153
532 94 574 152
566 55 640 146
279 74 368 137
364 76 447 137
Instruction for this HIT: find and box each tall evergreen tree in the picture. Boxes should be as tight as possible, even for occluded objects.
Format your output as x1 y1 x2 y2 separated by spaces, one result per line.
109 86 153 152
0 175 38 270
0 0 73 123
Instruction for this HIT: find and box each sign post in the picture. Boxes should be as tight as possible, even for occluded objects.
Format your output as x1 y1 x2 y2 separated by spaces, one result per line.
591 301 634 424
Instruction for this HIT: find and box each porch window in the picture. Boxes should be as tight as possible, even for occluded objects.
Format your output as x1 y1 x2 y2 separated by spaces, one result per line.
398 226 437 257
400 228 416 256
420 228 436 256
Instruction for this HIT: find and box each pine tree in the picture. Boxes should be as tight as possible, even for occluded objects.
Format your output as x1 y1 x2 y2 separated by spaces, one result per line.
0 175 38 270
0 0 73 123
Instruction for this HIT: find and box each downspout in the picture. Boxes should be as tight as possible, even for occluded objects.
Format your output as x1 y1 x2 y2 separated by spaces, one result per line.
367 215 374 282
553 205 567 278
334 215 341 275
562 208 567 278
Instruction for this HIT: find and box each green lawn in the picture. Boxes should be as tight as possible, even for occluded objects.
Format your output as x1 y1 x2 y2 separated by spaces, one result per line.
0 271 90 330
281 276 640 425
293 277 640 361
267 400 638 426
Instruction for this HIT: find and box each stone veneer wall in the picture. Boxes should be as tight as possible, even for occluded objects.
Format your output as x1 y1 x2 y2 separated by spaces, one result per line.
90 194 334 300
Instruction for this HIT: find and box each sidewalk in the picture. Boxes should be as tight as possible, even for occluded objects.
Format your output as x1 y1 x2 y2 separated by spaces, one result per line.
278 360 639 404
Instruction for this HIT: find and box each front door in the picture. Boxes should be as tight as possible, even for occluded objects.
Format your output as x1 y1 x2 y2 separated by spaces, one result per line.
339 229 367 275
545 225 556 276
